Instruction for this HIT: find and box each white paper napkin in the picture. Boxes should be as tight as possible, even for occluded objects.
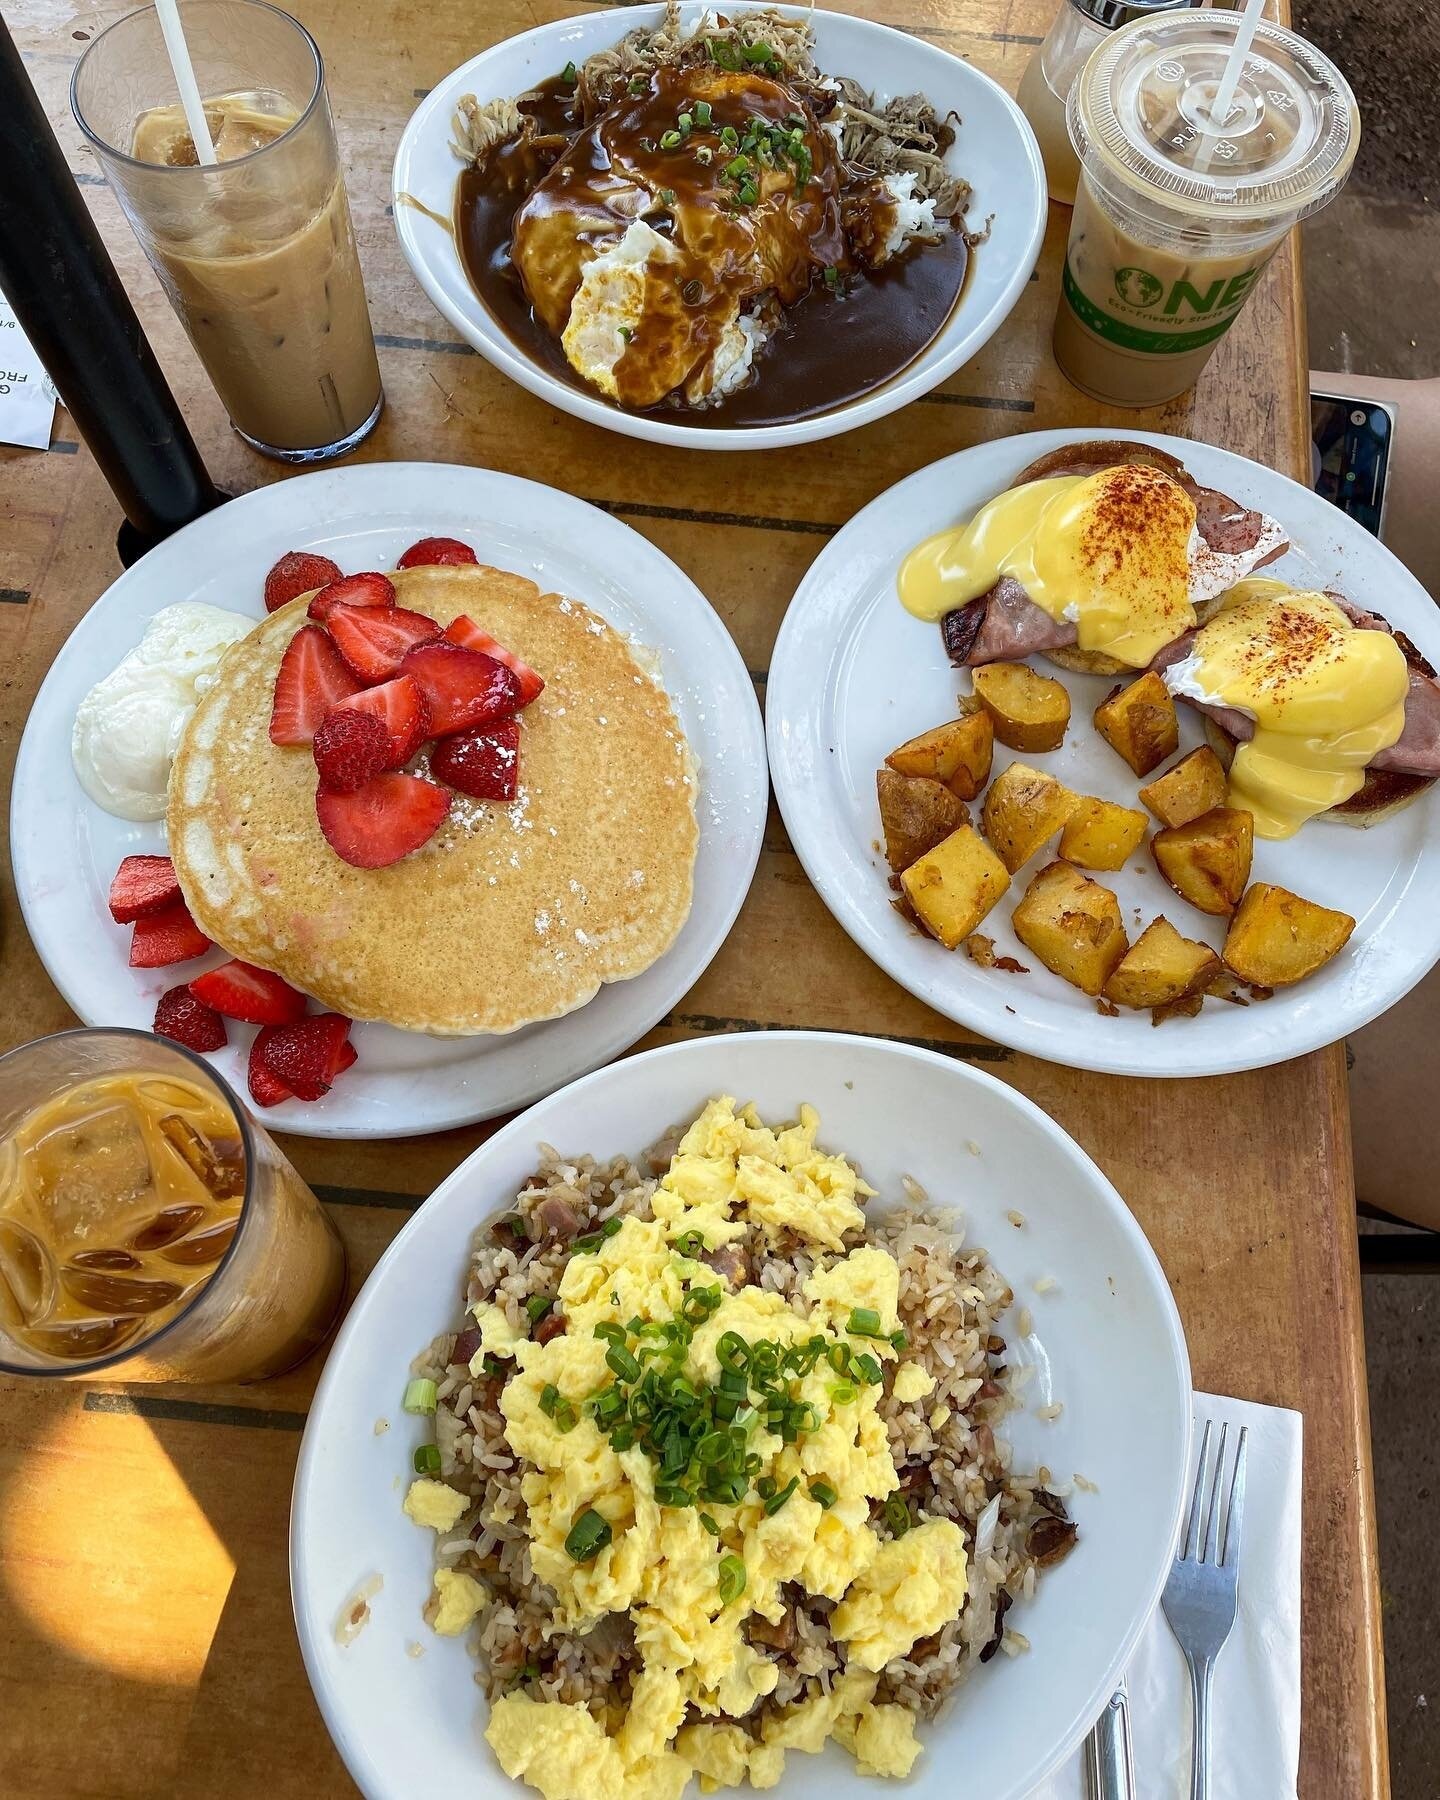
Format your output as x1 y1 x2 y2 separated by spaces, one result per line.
0 293 58 450
1033 1391 1303 1800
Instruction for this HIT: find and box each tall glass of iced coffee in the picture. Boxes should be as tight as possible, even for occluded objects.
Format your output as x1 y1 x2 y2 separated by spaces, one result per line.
0 1028 346 1382
1053 11 1358 407
72 1 383 461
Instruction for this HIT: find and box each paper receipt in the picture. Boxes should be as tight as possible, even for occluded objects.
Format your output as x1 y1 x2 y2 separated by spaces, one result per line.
0 293 58 450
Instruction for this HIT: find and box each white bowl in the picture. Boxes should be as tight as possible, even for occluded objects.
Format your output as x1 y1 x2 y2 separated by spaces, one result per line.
391 4 1046 450
292 1031 1191 1800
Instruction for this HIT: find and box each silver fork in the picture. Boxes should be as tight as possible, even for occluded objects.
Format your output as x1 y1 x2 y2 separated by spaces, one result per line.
1161 1420 1249 1800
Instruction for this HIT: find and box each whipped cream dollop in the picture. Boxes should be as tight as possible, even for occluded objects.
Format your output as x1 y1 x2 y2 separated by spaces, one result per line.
71 602 253 820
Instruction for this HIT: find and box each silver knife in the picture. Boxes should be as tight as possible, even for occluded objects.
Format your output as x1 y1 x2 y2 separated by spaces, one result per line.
1083 1681 1135 1800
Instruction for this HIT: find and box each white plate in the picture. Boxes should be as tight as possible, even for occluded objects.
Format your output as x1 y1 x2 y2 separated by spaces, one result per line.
391 3 1045 450
11 463 766 1138
766 429 1440 1078
291 1030 1191 1800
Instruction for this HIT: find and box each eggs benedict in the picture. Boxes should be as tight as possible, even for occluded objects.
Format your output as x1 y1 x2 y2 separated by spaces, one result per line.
899 442 1288 675
1156 578 1440 836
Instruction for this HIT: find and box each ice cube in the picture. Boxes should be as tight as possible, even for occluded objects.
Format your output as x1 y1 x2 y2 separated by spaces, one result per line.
159 1115 245 1199
0 1218 57 1328
28 1315 142 1360
59 1266 183 1315
159 1219 238 1267
70 1248 142 1273
28 1100 153 1249
129 1204 206 1252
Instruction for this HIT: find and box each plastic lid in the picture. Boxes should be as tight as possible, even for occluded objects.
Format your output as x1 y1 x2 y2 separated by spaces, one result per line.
1068 0 1189 34
1069 11 1359 219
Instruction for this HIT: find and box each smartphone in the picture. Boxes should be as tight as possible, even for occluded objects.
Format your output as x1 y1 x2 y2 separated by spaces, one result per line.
1310 393 1396 540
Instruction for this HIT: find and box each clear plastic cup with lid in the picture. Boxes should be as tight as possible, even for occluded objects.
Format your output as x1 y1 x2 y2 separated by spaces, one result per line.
1052 9 1359 407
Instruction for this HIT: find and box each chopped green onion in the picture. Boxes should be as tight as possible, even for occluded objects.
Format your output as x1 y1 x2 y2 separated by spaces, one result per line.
630 75 648 95
828 1342 852 1375
618 325 633 342
717 1554 747 1604
853 1352 884 1386
810 1480 838 1509
594 1321 628 1345
606 1343 641 1382
829 1383 857 1406
412 1443 442 1476
884 1495 912 1538
573 1216 623 1254
659 129 682 150
763 1476 799 1516
708 36 742 72
723 154 751 180
564 1508 613 1562
526 1295 555 1326
716 1331 750 1374
700 1511 721 1536
695 101 713 127
611 1422 636 1451
403 1377 437 1415
678 112 693 133
720 123 739 148
847 1307 884 1338
695 144 714 165
756 1474 776 1501
890 1329 909 1352
561 60 578 85
656 1481 694 1507
673 1229 706 1259
658 187 676 206
823 266 841 290
744 40 775 63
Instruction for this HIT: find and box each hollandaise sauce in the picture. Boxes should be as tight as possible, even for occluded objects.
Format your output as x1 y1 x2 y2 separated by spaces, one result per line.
1170 579 1409 838
898 465 1199 668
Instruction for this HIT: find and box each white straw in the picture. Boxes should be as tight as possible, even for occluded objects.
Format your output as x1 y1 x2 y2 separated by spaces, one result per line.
154 0 217 166
1196 0 1267 174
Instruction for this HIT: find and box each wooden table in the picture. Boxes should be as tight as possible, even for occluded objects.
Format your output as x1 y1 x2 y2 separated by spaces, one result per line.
0 2 1387 1795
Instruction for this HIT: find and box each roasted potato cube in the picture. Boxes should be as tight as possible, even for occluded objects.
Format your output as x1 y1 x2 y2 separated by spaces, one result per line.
970 663 1071 753
980 761 1074 874
1138 746 1228 828
900 825 1010 950
885 707 994 801
1151 807 1253 916
1058 796 1148 872
1222 883 1355 986
1103 917 1222 1009
1011 860 1130 996
1094 672 1179 776
876 770 968 874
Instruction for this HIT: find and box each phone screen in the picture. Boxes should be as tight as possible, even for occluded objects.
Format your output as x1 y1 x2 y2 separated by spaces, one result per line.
1310 394 1395 540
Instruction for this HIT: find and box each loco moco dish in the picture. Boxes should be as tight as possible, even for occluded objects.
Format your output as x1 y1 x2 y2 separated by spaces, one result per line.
75 537 697 1110
875 441 1440 1020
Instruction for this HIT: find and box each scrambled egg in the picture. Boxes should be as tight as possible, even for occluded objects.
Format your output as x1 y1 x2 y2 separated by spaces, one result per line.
407 1099 968 1800
430 1568 487 1636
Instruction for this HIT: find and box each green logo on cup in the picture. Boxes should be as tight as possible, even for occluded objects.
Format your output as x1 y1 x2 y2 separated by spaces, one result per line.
1114 267 1163 308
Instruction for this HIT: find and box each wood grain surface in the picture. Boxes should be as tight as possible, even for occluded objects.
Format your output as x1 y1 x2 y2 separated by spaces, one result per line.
0 2 1387 1796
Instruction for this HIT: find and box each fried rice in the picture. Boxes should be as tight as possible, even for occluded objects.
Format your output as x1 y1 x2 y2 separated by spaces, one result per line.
404 1111 1080 1766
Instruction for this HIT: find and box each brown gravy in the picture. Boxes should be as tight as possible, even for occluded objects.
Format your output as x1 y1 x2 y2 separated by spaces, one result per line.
453 79 970 428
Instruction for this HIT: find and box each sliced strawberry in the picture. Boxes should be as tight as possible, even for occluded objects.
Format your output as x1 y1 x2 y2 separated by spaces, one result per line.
327 604 442 683
442 617 544 705
248 1026 295 1108
129 900 210 968
333 1040 359 1075
109 854 180 923
430 720 521 801
332 676 429 769
307 570 397 623
264 550 343 614
316 773 450 868
259 1012 354 1102
270 624 363 746
312 706 392 793
397 536 479 569
399 641 521 737
189 959 308 1025
153 984 227 1052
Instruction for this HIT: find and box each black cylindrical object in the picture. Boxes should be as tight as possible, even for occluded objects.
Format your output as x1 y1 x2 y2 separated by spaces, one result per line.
0 13 221 548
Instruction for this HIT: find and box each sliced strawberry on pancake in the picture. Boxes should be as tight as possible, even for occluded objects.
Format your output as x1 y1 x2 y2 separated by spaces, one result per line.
312 706 392 793
264 550 342 614
108 854 180 923
327 603 442 683
396 536 478 569
443 615 544 705
307 570 396 623
270 624 363 746
400 641 521 736
332 675 429 768
316 772 450 868
430 719 521 801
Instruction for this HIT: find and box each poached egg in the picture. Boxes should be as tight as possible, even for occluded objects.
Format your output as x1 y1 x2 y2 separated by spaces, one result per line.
1162 578 1410 838
898 465 1286 668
